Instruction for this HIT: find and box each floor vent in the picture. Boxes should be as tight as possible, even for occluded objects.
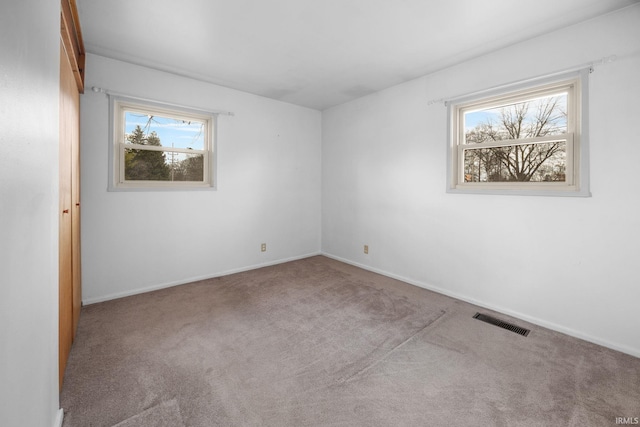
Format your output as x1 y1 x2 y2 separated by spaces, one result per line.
473 313 530 337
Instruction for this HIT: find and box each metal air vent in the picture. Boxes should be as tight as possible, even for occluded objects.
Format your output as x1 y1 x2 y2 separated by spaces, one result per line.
473 313 530 337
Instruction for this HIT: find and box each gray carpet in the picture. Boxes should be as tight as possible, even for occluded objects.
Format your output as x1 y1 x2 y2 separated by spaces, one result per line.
112 399 184 427
61 256 640 426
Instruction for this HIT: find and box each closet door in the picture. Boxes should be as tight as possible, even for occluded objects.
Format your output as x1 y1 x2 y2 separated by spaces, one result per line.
59 40 77 387
59 0 84 389
71 73 82 335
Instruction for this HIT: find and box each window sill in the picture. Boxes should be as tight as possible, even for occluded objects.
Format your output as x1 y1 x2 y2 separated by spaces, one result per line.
107 183 217 192
446 186 591 197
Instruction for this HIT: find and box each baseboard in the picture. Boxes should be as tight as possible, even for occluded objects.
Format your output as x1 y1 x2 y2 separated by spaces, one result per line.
82 251 322 305
321 252 640 359
54 408 64 427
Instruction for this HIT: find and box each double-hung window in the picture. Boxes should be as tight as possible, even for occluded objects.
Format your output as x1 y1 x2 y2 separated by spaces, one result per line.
110 97 215 190
447 71 589 196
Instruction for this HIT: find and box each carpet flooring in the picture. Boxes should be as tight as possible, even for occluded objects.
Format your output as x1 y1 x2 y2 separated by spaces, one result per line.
60 256 640 426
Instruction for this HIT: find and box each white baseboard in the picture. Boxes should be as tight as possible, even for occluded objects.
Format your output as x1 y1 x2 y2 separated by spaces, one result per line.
53 408 64 427
82 251 322 305
321 252 640 359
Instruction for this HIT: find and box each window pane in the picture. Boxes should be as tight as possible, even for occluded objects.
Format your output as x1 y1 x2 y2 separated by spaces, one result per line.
464 93 567 144
167 152 204 182
463 141 567 182
124 148 171 181
124 111 205 150
124 149 204 182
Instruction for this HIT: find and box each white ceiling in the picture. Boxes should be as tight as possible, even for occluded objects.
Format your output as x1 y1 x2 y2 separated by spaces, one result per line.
76 0 638 110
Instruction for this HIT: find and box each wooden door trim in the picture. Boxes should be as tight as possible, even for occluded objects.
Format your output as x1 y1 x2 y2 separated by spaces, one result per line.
60 0 85 93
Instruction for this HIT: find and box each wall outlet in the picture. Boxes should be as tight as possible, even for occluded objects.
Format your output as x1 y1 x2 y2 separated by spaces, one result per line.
261 243 267 252
364 245 369 254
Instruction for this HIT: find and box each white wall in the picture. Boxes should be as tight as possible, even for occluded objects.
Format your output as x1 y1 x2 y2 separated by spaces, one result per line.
81 55 321 303
0 1 63 426
322 5 640 357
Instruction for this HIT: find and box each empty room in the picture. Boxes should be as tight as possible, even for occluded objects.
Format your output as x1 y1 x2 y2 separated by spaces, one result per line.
2 0 640 426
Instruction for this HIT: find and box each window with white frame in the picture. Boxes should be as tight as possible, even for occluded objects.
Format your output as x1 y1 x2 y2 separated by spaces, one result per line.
447 71 589 196
110 97 215 190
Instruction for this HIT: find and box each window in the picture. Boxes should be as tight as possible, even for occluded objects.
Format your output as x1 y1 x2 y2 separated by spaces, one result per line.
109 97 215 190
447 71 589 196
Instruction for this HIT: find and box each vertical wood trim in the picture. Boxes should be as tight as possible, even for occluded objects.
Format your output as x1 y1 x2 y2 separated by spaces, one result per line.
60 0 85 92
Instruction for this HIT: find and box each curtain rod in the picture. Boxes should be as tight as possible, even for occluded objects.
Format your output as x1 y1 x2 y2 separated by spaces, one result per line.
90 86 235 116
427 55 617 107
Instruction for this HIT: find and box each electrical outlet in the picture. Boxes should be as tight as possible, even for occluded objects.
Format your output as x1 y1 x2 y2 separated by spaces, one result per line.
364 245 369 254
261 243 267 252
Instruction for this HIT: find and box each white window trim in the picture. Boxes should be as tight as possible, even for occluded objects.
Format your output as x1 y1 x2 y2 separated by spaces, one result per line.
446 69 591 197
108 95 217 191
